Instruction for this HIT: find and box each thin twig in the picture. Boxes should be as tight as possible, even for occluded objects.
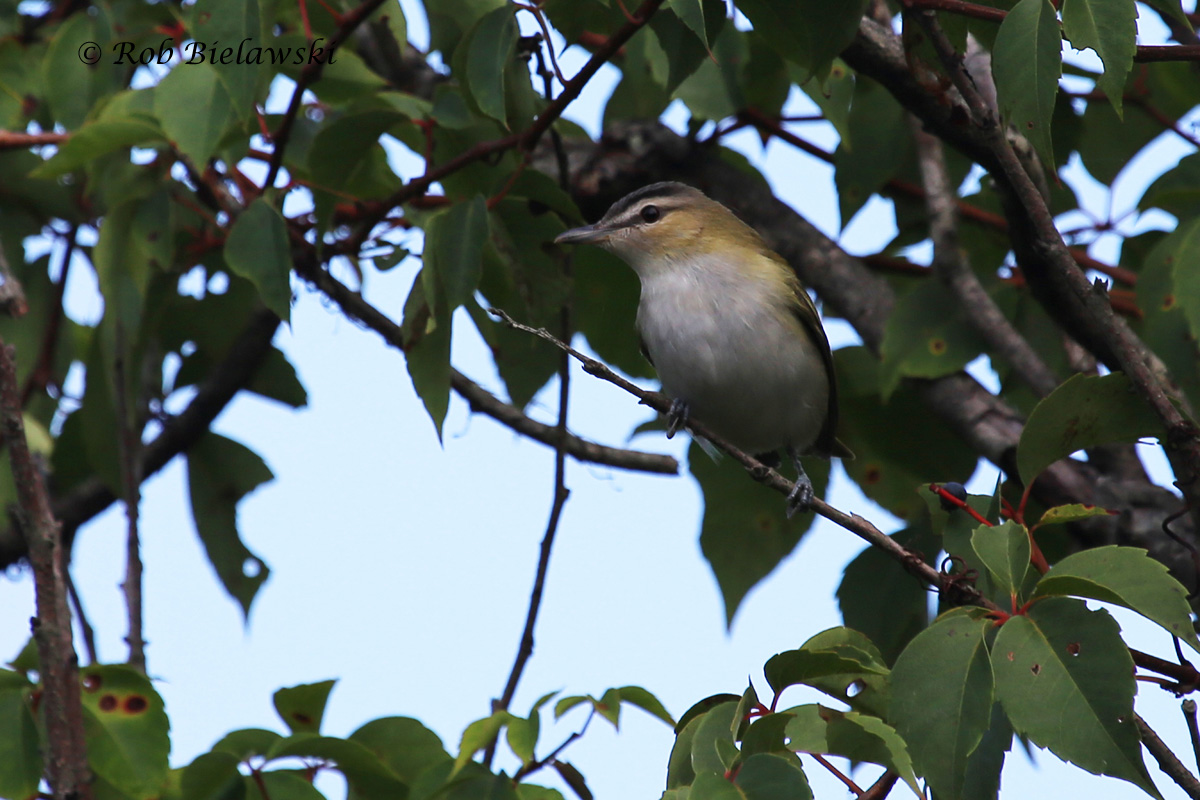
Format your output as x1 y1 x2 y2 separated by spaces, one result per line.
0 130 69 151
810 754 864 797
0 338 92 799
20 226 73 406
485 307 991 610
514 707 596 782
111 340 146 672
1184 700 1200 774
65 568 97 665
862 770 899 800
1138 714 1200 800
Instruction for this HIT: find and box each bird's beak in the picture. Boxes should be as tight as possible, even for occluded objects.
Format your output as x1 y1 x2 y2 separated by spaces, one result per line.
555 223 610 245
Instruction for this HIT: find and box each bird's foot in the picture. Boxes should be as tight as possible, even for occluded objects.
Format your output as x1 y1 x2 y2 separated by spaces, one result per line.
786 475 814 518
666 399 690 439
786 446 814 518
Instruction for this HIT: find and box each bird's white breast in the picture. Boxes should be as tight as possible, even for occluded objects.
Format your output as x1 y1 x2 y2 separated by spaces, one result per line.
635 258 829 455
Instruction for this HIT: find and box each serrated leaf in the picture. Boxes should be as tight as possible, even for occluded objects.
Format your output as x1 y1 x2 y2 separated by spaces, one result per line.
273 680 336 735
971 520 1031 597
186 433 274 617
224 199 293 322
78 665 170 797
692 441 825 625
783 705 921 796
890 612 994 800
763 647 889 697
1035 503 1115 528
155 63 235 166
1034 545 1200 652
1016 372 1166 484
991 598 1161 797
992 0 1062 165
769 628 890 717
736 0 871 81
466 6 517 125
1060 0 1136 116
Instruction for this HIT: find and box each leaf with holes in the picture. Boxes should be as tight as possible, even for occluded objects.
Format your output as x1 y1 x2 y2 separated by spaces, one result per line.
1016 372 1166 485
992 0 1062 165
891 611 994 800
186 433 274 618
766 628 891 718
78 665 170 798
992 598 1161 797
1034 545 1200 653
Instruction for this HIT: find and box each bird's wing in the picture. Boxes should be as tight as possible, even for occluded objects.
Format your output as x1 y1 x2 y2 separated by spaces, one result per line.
787 275 853 460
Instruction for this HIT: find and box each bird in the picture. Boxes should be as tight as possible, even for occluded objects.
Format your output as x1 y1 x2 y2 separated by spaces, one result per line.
555 181 852 517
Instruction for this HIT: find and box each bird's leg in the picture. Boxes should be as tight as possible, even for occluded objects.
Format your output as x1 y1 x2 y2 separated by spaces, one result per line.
785 445 814 518
666 398 690 439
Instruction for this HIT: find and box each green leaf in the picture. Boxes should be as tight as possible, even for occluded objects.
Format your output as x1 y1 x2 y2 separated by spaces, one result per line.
43 12 119 129
79 665 170 798
248 770 325 800
247 347 308 408
610 685 676 727
879 280 989 398
506 714 538 765
690 771 744 800
182 751 245 800
736 0 871 81
185 433 274 617
349 716 451 783
649 4 727 94
211 728 282 759
1035 503 1115 528
971 520 1032 598
1060 0 1136 116
33 117 166 178
667 712 702 789
668 0 711 49
692 440 825 625
403 269 453 439
455 711 514 774
187 0 263 116
155 63 235 166
273 680 336 735
834 76 909 228
690 701 739 777
0 676 40 799
224 199 293 322
1016 372 1167 484
890 612 994 800
466 6 518 125
783 705 921 796
992 0 1062 165
267 735 406 796
1163 215 1200 345
991 598 1160 797
426 194 489 314
1135 220 1200 407
1141 152 1200 219
1034 545 1200 652
733 752 812 800
1141 0 1193 29
837 523 936 664
766 628 890 717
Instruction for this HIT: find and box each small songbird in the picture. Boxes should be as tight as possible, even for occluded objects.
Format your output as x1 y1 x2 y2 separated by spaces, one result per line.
555 182 852 516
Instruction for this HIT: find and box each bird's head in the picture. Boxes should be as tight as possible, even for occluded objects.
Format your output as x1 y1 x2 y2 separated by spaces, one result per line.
555 182 764 277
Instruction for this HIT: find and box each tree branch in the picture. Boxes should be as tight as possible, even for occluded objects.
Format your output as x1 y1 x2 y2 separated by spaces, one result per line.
0 339 91 799
1138 714 1200 800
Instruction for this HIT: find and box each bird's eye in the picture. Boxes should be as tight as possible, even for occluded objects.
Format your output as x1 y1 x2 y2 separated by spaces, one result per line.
640 204 661 223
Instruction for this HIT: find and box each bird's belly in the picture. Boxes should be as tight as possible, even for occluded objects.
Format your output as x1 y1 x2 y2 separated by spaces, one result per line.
639 306 829 454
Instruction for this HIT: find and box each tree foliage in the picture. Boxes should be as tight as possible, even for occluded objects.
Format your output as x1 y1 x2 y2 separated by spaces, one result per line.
1 0 1200 798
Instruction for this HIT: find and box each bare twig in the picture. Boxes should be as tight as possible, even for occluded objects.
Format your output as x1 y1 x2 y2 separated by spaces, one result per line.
0 130 69 151
909 121 1059 397
20 226 74 406
1138 714 1200 800
111 342 146 672
0 339 91 799
810 754 864 796
65 568 97 665
1184 700 1200 774
862 770 899 800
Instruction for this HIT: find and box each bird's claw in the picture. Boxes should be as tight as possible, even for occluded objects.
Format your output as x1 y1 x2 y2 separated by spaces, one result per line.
786 475 814 518
666 399 690 439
